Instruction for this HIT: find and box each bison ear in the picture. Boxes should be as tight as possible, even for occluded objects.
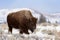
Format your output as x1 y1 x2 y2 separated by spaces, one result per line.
29 17 37 22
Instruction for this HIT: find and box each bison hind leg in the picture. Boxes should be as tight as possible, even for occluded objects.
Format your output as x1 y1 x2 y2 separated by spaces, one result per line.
8 25 13 34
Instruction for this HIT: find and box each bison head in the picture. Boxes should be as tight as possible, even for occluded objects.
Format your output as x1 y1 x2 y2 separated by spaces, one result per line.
28 17 37 32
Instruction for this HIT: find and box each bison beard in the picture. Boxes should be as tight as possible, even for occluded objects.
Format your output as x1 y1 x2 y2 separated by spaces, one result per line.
7 10 37 34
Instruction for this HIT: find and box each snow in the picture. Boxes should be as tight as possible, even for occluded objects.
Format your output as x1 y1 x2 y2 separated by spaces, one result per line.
1 23 60 40
56 26 60 32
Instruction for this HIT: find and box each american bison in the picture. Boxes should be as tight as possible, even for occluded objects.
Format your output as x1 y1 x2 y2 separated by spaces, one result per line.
7 10 37 34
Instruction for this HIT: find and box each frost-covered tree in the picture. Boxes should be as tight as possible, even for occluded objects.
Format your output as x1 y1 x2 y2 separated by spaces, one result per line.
39 14 46 24
55 21 58 24
48 20 51 23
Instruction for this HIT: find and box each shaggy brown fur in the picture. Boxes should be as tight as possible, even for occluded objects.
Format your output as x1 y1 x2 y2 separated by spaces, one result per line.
7 10 37 34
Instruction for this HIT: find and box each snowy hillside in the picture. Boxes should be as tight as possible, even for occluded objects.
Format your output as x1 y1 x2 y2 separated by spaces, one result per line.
0 8 60 24
45 13 60 23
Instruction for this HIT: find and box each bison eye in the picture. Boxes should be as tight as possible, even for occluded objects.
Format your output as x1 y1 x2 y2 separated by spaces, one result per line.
30 22 34 25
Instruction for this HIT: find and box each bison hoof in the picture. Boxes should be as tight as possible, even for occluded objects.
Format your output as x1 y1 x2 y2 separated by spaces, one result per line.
20 31 23 34
25 32 29 34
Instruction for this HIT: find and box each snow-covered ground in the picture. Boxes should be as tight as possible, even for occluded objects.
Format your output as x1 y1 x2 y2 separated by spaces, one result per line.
0 23 60 40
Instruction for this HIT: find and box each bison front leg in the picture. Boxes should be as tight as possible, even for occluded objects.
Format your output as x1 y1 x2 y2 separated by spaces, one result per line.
23 29 29 34
20 29 29 34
